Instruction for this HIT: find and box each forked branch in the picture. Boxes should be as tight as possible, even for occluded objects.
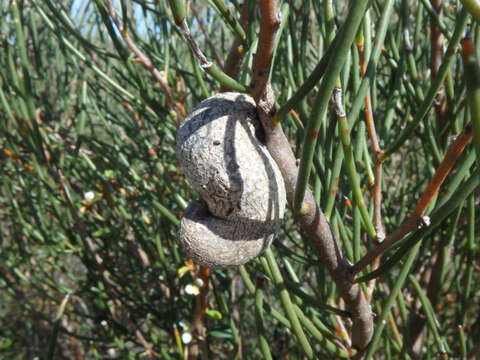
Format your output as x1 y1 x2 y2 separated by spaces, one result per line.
353 124 474 275
252 0 373 351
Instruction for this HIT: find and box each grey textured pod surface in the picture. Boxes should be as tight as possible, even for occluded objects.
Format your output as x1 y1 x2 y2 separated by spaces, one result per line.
177 92 286 268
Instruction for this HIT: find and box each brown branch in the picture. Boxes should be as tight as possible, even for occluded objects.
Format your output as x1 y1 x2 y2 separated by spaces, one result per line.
430 0 445 126
251 0 281 101
430 0 443 78
103 0 184 119
409 8 456 346
352 124 474 274
221 0 250 89
357 39 385 297
361 70 384 240
258 92 374 351
253 0 373 351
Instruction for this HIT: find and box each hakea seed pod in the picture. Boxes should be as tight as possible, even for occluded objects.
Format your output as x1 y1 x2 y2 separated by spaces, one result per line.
176 92 286 268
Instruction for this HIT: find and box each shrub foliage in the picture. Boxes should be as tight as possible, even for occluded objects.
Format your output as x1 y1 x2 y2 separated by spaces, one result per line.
0 0 479 359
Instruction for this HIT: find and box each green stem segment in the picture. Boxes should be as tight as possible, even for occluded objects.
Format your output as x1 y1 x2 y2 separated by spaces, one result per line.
264 249 313 358
167 0 186 24
356 168 480 283
348 0 395 128
364 242 422 359
204 63 247 92
461 0 480 24
334 85 376 239
293 0 370 214
384 9 469 158
47 294 71 360
178 20 248 92
409 275 447 356
255 284 273 360
461 35 480 162
210 0 246 44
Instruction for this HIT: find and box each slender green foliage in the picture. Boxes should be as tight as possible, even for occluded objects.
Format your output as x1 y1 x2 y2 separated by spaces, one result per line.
0 1 478 358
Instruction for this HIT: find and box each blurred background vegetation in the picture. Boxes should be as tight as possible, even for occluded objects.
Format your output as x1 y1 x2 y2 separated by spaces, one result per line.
0 0 479 359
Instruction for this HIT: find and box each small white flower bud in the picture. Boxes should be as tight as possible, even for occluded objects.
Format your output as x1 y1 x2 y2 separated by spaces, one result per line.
107 348 117 358
182 332 193 344
185 284 200 296
84 191 95 201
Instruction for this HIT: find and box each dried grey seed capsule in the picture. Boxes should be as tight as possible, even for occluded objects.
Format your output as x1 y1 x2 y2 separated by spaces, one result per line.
177 92 286 268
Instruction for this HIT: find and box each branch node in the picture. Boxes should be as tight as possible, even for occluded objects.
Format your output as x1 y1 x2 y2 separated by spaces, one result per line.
200 61 213 69
376 232 386 243
275 11 282 27
333 87 346 118
418 216 431 228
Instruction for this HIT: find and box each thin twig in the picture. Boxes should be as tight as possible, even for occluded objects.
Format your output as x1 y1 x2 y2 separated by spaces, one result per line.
191 5 224 69
353 125 473 274
177 18 247 92
179 20 211 67
103 0 184 118
430 0 446 147
357 42 384 241
128 318 159 358
357 37 385 297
